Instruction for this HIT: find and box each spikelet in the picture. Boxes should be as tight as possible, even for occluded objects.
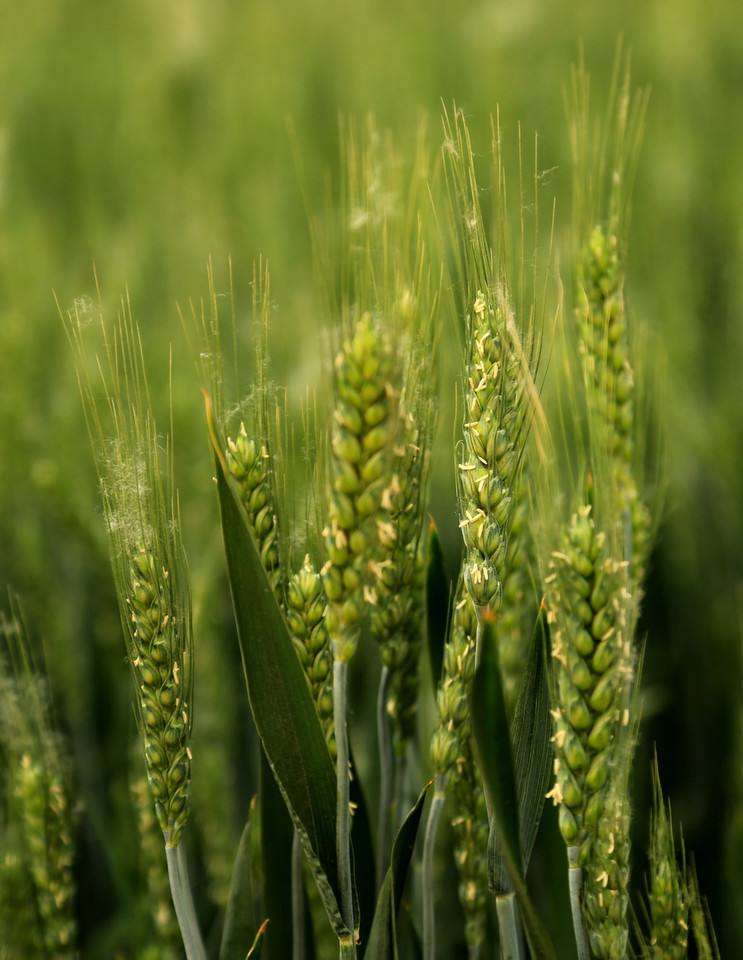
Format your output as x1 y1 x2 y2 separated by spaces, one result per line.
226 424 283 595
458 287 526 612
287 555 335 757
131 771 180 958
581 696 636 960
126 545 193 847
0 842 44 957
575 224 651 584
495 467 537 712
686 864 719 960
0 608 77 957
451 758 490 953
644 761 688 959
544 504 632 865
323 314 393 663
371 382 432 753
570 56 652 588
430 586 489 951
430 584 478 786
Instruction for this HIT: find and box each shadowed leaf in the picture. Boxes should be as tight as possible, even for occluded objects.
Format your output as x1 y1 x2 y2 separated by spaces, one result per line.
365 785 429 959
470 615 557 960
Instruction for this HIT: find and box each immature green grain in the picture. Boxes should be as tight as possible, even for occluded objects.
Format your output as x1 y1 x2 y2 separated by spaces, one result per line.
430 587 489 954
323 313 392 663
458 289 526 616
287 555 335 758
451 750 490 955
0 845 43 958
131 773 180 959
644 764 688 959
687 864 719 960
575 225 651 580
14 750 75 956
226 424 283 594
371 402 430 754
545 504 631 865
495 468 536 712
128 547 192 848
323 312 393 942
430 586 478 787
0 619 77 958
582 759 631 959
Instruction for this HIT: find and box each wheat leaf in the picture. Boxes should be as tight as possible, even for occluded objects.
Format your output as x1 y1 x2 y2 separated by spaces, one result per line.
425 522 450 688
365 785 429 958
205 392 347 939
470 617 557 960
220 796 263 960
491 611 552 893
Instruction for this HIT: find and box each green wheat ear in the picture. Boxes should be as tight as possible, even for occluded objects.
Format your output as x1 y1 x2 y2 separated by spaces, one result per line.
371 357 433 756
644 757 688 959
287 555 336 758
429 584 489 952
66 295 206 959
0 603 78 957
581 709 635 960
0 845 44 957
323 312 393 664
545 504 631 862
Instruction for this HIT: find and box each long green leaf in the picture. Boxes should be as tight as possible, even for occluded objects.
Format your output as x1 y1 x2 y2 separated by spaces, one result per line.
205 394 346 939
425 521 450 688
365 785 429 959
492 612 552 893
219 797 263 960
470 615 557 960
260 749 295 960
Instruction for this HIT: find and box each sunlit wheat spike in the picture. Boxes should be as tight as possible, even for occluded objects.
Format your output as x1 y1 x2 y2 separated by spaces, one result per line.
323 312 393 664
545 504 633 865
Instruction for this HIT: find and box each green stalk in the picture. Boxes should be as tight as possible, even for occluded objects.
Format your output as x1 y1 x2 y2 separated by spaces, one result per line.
567 846 590 960
292 831 306 960
165 844 207 960
339 936 357 959
376 665 394 882
334 659 356 953
422 785 446 959
496 893 525 960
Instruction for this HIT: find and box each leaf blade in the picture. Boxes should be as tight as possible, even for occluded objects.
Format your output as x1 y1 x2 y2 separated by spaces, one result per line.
365 785 429 959
470 615 557 960
425 521 450 688
219 797 262 960
205 393 346 938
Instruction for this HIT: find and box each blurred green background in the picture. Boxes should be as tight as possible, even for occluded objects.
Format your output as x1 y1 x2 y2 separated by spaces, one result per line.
1 0 741 955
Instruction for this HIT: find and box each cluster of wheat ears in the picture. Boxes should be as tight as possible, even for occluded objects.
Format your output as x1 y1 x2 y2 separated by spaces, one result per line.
0 63 721 959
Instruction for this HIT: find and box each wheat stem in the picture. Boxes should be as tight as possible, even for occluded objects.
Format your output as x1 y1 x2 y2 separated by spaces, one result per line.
496 893 525 960
334 658 355 950
165 844 207 960
422 785 446 959
339 936 357 959
567 846 590 960
376 664 394 881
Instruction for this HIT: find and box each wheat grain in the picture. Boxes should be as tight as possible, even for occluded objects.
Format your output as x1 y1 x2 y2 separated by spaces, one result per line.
287 555 336 757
